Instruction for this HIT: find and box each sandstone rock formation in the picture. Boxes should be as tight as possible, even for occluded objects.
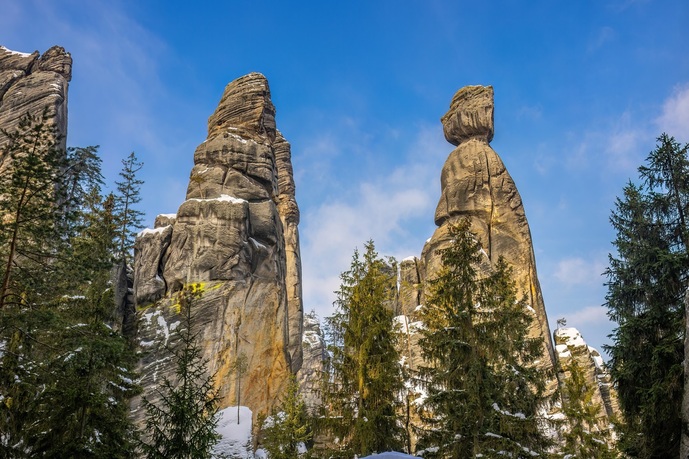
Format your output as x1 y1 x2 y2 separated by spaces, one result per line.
418 85 555 371
298 312 327 410
0 46 71 154
132 73 302 424
554 327 621 443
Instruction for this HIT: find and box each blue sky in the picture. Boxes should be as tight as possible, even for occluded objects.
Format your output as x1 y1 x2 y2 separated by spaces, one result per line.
3 0 688 356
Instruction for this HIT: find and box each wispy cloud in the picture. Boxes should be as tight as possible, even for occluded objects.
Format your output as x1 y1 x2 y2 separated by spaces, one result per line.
300 124 448 318
553 256 607 287
587 26 616 53
656 83 689 143
567 305 610 326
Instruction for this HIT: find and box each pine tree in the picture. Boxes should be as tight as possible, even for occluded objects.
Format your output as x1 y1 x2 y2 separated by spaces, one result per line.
114 151 144 264
605 134 688 458
416 220 551 458
261 375 312 459
141 284 222 459
320 241 405 457
559 359 618 459
0 111 109 456
0 110 70 309
25 190 140 458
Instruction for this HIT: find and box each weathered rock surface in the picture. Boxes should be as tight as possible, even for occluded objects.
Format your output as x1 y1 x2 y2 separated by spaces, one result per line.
0 46 71 155
298 312 327 410
554 327 621 443
274 131 304 371
418 85 555 373
132 73 301 424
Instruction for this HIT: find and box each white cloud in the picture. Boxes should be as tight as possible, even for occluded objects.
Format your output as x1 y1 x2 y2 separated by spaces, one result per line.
656 83 689 143
300 124 448 319
555 305 612 336
553 256 606 287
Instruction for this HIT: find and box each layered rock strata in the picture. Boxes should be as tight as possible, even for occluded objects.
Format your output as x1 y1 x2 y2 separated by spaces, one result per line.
132 73 302 423
0 45 71 163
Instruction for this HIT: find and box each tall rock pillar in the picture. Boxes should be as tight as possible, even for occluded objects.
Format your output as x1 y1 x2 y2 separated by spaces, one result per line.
132 73 301 422
420 85 556 370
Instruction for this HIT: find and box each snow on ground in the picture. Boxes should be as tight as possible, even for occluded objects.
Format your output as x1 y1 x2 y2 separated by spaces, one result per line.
214 406 254 459
359 452 418 459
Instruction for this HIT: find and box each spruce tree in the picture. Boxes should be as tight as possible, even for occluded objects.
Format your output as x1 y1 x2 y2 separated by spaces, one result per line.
559 359 618 459
141 284 222 459
25 189 140 458
114 151 144 264
321 241 405 457
605 134 688 458
261 375 312 459
416 220 550 458
0 111 110 456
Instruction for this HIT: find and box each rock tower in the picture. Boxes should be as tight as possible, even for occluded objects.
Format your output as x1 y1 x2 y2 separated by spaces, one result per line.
401 85 555 372
0 45 71 156
132 73 303 422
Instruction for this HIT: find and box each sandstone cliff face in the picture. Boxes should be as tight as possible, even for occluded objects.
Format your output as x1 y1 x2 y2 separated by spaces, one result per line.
418 85 555 371
0 45 71 161
132 73 301 423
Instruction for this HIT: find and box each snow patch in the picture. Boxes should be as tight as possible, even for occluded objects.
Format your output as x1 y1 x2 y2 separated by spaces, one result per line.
138 225 170 237
0 46 32 57
214 406 254 459
187 194 248 205
555 327 587 348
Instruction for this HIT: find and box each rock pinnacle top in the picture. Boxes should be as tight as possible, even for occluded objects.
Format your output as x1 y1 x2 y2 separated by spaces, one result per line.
441 85 494 145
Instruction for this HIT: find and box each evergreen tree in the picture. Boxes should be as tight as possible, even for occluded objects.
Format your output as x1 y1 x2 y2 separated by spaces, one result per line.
559 359 618 459
320 241 405 457
114 151 144 264
141 284 222 459
25 189 139 458
0 111 110 456
261 375 312 459
0 110 70 309
605 134 688 458
416 220 551 458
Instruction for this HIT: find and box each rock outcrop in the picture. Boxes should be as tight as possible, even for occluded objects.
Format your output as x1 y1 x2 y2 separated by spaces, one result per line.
132 73 301 423
298 312 327 410
418 85 555 371
554 327 621 443
0 46 71 154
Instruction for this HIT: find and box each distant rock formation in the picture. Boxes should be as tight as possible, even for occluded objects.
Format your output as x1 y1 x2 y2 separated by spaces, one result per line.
554 327 621 443
0 45 71 159
298 312 327 410
132 73 302 423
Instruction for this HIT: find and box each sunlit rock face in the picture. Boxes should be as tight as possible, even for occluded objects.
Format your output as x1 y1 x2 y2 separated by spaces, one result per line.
132 73 303 424
0 45 71 165
418 85 555 372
